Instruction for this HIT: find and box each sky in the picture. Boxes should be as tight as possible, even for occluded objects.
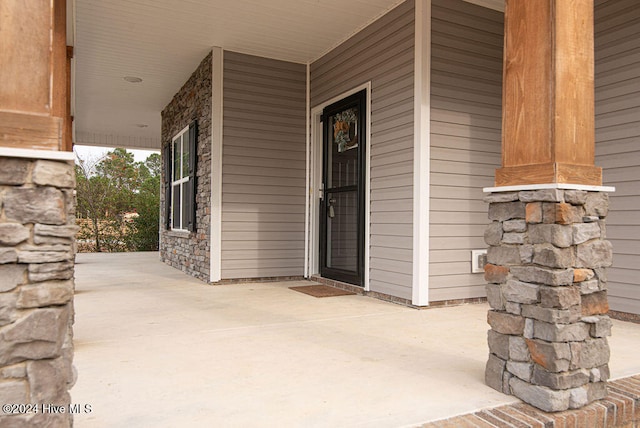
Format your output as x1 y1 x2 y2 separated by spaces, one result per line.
73 145 159 165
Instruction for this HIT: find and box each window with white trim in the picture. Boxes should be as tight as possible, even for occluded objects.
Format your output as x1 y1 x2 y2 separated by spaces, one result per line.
165 121 197 232
171 125 189 230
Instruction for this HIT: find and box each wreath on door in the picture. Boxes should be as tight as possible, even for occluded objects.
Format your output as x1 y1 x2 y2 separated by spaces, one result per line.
333 108 358 153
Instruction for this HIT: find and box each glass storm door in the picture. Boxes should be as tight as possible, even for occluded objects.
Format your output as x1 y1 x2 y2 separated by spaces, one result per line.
320 90 366 286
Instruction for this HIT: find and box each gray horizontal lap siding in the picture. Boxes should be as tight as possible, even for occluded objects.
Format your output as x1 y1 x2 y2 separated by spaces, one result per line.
311 0 415 299
429 0 503 302
221 51 307 279
595 0 640 315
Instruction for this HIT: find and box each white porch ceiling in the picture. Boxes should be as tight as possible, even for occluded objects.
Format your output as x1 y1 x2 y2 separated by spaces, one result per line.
73 0 406 150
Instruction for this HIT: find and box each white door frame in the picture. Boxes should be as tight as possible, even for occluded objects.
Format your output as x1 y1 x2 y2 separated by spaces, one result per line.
306 82 372 291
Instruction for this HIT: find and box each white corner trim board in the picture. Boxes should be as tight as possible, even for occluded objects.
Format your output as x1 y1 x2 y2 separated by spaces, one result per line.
210 47 224 283
412 0 431 307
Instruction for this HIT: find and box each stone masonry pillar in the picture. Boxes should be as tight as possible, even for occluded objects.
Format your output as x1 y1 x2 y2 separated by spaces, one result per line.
484 187 613 412
1 0 76 423
0 155 77 426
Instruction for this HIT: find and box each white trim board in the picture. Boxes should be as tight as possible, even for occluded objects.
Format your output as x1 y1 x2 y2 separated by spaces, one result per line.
0 147 75 162
304 63 311 278
412 0 431 307
309 108 322 279
307 82 372 291
210 47 224 283
484 183 616 193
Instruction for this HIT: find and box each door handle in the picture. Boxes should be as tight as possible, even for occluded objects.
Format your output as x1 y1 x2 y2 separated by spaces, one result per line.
328 198 336 218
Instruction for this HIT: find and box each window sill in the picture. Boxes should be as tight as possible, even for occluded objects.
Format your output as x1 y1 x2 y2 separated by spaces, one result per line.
166 230 191 239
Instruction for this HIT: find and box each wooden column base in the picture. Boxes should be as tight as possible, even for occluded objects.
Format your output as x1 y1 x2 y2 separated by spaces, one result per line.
495 163 602 187
0 112 62 151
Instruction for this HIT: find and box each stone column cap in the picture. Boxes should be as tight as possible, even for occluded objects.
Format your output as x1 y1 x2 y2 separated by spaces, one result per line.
484 183 615 193
0 147 75 163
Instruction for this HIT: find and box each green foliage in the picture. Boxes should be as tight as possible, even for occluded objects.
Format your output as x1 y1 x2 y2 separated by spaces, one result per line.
75 149 160 252
131 153 161 251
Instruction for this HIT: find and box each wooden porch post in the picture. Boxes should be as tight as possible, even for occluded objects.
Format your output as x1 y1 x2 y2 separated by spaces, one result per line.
53 0 74 151
0 0 71 151
484 0 614 413
496 0 601 187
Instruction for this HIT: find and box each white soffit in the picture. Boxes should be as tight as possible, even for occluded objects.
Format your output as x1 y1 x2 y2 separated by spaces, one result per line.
74 0 405 150
462 0 504 12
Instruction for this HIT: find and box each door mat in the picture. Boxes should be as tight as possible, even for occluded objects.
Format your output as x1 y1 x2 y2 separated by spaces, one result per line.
289 285 356 298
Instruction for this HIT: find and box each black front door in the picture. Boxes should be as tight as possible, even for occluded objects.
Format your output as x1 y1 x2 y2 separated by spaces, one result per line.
320 90 366 286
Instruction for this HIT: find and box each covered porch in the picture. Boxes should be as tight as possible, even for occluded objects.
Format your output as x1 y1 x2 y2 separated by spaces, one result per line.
71 0 640 313
72 252 640 426
2 0 639 424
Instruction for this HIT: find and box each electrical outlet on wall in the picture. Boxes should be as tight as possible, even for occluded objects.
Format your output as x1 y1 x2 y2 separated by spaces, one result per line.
471 249 488 273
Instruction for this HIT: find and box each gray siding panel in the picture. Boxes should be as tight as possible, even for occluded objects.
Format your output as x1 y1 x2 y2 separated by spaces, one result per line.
429 0 503 302
595 0 640 315
222 51 307 279
310 0 415 300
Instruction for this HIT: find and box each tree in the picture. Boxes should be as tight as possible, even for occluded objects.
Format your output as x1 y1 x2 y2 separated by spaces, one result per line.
76 159 109 252
75 148 160 252
131 153 161 251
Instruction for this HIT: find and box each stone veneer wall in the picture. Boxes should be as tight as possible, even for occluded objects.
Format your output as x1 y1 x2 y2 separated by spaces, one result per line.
0 156 76 426
484 188 612 412
160 52 212 282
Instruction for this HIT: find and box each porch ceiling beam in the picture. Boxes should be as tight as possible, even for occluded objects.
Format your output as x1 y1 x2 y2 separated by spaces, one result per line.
496 0 602 186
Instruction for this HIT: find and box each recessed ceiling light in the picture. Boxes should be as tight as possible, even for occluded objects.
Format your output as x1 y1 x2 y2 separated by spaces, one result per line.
123 76 143 83
135 124 149 128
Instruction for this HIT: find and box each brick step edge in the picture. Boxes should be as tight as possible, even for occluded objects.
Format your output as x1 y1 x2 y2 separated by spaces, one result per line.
422 374 640 427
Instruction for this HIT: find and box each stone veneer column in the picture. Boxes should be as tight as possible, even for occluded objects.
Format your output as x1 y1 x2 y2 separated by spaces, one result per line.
0 154 77 426
484 188 612 412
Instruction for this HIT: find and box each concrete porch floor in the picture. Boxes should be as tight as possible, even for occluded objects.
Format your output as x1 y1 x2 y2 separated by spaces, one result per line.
71 252 640 427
